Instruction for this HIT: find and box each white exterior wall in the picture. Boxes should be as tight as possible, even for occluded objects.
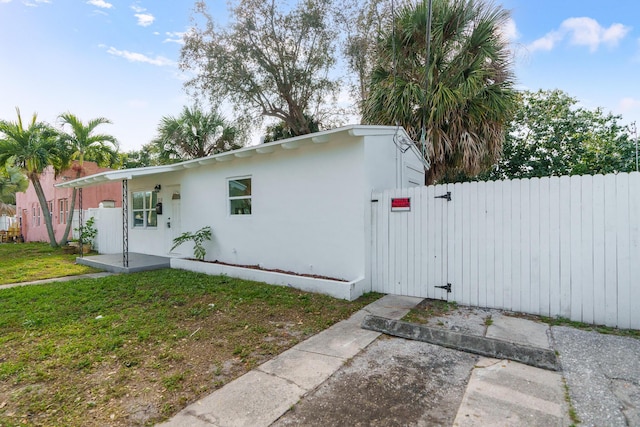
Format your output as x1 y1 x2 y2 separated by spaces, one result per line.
182 138 366 281
127 170 184 257
76 125 425 296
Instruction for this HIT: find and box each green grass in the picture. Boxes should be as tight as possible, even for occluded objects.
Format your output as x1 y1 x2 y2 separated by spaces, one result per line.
0 268 381 426
537 316 640 339
403 299 459 324
563 377 581 425
0 242 98 285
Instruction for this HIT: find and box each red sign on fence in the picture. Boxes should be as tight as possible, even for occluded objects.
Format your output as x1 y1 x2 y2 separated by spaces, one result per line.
391 197 411 211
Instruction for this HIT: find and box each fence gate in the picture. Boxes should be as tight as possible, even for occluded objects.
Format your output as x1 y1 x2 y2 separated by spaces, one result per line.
370 173 640 329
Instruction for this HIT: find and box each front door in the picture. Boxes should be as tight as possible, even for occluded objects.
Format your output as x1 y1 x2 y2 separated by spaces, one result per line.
165 186 182 254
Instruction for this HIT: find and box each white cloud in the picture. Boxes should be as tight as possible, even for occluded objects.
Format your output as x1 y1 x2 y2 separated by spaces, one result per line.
499 18 520 43
163 31 185 44
22 0 50 6
618 97 640 112
528 17 630 53
130 4 145 13
0 0 13 4
135 12 154 27
106 46 174 67
528 31 562 52
87 0 112 9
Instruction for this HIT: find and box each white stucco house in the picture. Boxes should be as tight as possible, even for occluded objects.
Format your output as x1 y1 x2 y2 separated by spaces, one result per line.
57 125 425 300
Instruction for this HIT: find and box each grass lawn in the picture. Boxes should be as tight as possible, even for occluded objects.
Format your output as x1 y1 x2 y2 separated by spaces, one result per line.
0 242 99 285
0 269 380 426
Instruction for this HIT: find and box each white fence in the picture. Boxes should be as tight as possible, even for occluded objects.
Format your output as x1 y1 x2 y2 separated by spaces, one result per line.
371 172 640 329
0 214 17 231
87 207 123 254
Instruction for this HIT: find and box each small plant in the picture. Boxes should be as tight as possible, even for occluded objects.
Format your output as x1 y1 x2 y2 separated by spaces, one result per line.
75 216 97 247
171 226 212 260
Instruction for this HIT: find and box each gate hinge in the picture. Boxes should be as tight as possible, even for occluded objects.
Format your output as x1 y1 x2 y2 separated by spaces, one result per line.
435 283 452 293
435 192 451 201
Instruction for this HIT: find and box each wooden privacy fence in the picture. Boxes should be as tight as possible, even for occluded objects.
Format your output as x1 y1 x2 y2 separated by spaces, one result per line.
371 172 640 329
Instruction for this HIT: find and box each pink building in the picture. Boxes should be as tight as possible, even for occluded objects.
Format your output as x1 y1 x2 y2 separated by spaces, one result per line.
16 161 122 243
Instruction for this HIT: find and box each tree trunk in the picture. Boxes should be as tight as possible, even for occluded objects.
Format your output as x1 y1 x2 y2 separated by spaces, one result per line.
59 161 83 245
29 173 58 247
58 187 77 246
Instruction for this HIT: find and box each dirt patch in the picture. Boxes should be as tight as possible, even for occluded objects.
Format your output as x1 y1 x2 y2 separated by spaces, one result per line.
197 259 349 282
273 336 478 427
404 299 500 336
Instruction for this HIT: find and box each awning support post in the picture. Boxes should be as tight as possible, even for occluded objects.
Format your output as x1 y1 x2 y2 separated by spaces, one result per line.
122 179 129 268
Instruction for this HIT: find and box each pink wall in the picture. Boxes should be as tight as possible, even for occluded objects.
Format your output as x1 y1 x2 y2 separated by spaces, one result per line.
15 161 122 243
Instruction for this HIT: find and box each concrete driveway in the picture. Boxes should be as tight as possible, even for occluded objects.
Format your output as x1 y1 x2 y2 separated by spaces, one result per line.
159 295 639 427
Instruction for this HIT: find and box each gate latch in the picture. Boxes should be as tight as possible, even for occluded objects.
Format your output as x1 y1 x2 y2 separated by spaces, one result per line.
435 283 452 293
435 191 451 201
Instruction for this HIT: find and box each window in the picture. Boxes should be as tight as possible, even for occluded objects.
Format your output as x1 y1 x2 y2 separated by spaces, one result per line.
228 177 251 215
33 204 41 226
59 199 69 224
48 201 53 219
132 191 158 228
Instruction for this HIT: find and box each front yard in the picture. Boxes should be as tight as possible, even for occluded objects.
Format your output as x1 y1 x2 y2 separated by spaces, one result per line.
0 267 380 426
0 242 98 285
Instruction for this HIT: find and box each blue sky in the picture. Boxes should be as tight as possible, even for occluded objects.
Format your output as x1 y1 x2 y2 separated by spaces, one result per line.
1 0 638 152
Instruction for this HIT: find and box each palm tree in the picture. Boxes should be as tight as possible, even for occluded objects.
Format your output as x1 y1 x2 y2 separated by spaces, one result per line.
362 0 517 184
152 106 242 164
57 113 119 245
0 108 62 246
0 164 28 206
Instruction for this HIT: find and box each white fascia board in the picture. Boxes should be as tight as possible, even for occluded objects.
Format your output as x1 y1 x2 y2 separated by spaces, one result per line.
54 125 406 189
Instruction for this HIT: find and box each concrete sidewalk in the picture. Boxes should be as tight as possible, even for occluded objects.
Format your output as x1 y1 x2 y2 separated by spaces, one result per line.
157 295 423 427
453 314 569 426
0 272 113 290
371 307 571 426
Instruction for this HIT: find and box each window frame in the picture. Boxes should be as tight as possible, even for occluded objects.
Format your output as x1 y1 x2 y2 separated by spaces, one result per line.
228 176 252 216
34 205 41 226
59 198 68 224
131 190 158 228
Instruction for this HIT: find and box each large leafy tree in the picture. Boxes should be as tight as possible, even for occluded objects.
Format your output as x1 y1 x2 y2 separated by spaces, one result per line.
180 0 339 137
152 106 242 164
0 109 62 247
57 113 119 245
362 0 517 184
486 90 636 180
338 0 389 114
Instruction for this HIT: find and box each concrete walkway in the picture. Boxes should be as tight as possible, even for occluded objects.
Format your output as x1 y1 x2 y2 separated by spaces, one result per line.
157 295 423 427
0 272 113 290
159 296 572 427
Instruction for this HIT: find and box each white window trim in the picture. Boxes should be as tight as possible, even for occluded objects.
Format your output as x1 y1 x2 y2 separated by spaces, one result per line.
131 190 158 228
228 176 252 216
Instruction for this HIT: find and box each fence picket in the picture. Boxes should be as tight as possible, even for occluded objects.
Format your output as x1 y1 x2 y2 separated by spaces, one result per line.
538 177 550 317
616 174 631 329
592 175 606 325
628 173 640 329
581 175 595 324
